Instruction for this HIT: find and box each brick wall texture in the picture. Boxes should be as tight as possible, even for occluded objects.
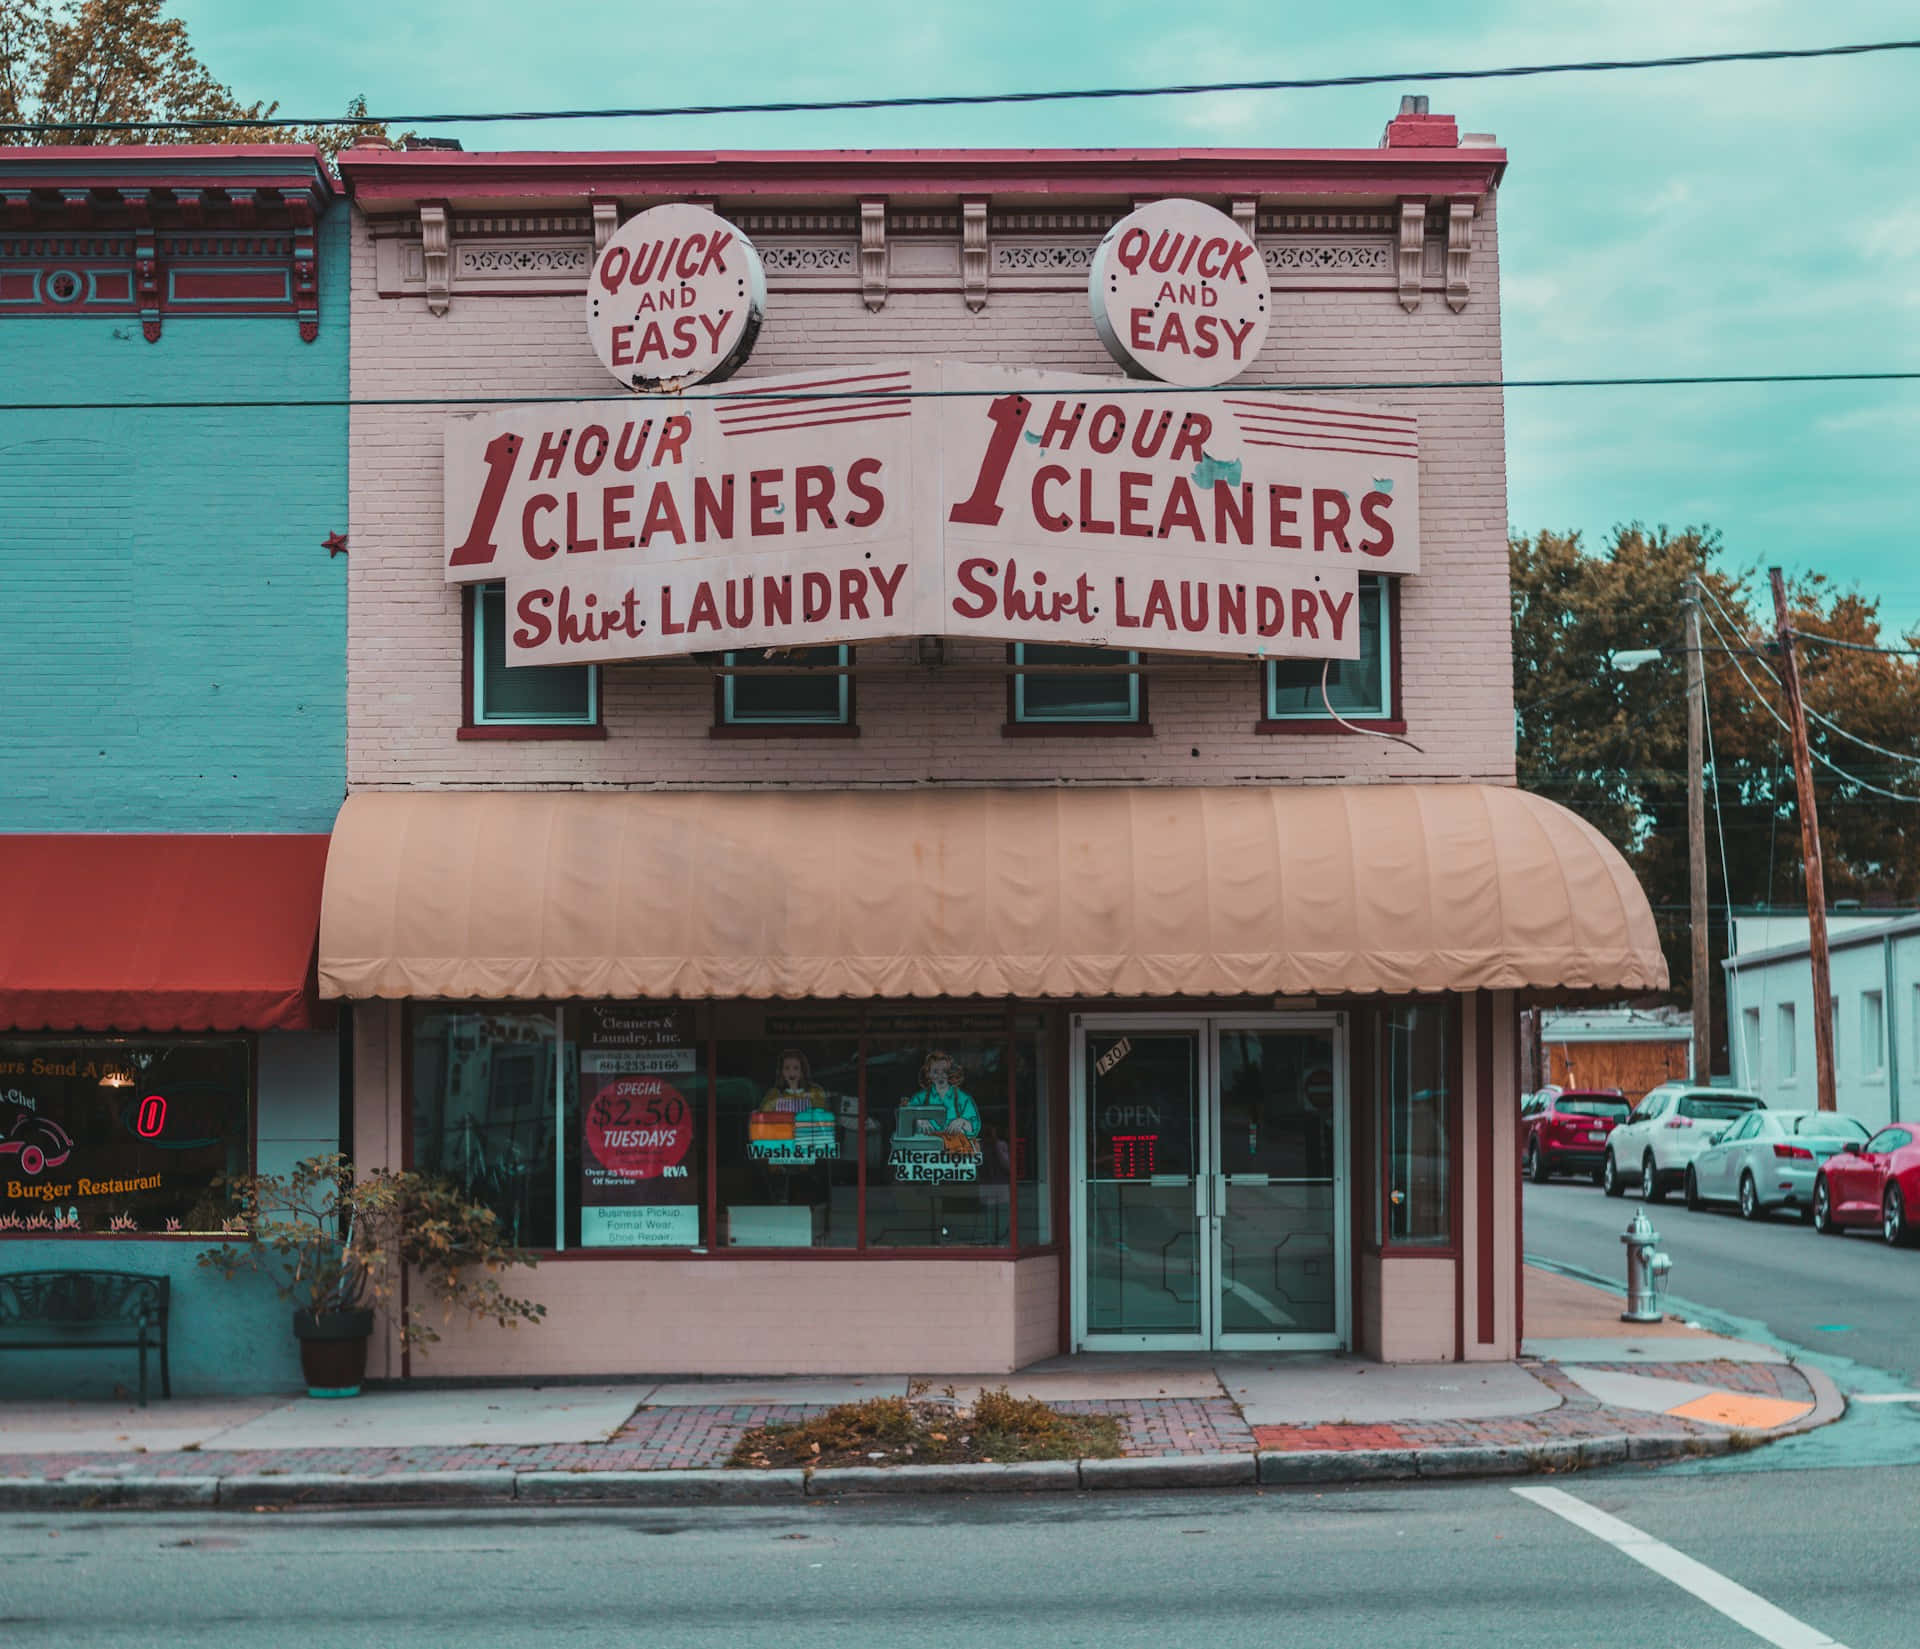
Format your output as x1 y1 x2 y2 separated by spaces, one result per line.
0 214 349 832
347 194 1512 793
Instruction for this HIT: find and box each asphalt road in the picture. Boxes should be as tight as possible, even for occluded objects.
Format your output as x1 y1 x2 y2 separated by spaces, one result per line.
1524 1176 1920 1384
4 1468 1914 1649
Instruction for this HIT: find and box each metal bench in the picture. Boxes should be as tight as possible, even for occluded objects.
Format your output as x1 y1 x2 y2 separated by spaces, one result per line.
0 1270 171 1405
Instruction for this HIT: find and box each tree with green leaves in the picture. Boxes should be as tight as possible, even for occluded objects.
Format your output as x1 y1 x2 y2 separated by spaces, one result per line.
0 0 394 154
1513 524 1920 1055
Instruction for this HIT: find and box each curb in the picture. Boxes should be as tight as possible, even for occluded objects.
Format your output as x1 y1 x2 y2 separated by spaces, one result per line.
519 1469 804 1504
1782 1363 1847 1436
219 1470 518 1507
4 1396 1846 1512
806 1460 1080 1496
0 1435 1736 1510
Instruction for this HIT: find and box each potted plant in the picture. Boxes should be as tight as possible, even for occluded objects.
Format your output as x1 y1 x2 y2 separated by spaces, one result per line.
200 1154 545 1398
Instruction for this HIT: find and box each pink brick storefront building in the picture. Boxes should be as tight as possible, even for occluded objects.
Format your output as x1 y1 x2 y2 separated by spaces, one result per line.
321 112 1663 1378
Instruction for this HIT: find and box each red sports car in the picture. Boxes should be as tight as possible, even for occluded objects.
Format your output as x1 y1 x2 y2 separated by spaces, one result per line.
1 1111 73 1178
1521 1088 1630 1184
1812 1123 1920 1245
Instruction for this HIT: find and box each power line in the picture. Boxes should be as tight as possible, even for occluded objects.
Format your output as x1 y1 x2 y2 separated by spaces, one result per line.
1702 669 1738 917
1699 603 1920 804
3 38 1917 134
2 371 1919 415
1708 579 1920 660
1790 632 1920 658
1696 585 1920 770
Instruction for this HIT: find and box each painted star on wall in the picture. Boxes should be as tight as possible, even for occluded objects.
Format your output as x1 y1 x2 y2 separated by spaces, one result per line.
324 531 349 557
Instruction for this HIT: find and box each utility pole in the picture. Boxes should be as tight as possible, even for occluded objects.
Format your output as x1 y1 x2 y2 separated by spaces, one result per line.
1683 574 1710 1084
1770 567 1838 1111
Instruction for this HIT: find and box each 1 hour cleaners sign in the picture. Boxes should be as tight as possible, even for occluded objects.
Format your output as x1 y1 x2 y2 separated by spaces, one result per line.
442 361 1418 666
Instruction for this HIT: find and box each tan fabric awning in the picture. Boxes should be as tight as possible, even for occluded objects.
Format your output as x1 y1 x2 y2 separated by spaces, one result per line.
317 784 1666 1002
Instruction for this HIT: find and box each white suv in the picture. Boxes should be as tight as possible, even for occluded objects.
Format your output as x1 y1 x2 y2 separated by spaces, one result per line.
1602 1084 1764 1201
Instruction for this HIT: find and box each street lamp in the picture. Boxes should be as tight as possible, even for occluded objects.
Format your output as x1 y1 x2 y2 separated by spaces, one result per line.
1608 648 1663 673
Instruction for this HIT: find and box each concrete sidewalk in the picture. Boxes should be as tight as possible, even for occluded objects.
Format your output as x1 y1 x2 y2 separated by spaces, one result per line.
0 1267 1843 1508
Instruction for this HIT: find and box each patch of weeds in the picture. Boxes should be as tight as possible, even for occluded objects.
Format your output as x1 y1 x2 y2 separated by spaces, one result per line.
1724 1429 1766 1453
727 1388 1122 1469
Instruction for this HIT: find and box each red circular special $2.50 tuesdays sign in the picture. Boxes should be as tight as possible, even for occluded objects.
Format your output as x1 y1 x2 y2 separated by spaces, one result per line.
585 1077 693 1181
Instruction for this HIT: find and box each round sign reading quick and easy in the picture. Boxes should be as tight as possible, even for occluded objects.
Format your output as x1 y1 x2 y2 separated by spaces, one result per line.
585 1077 692 1181
586 203 766 392
1089 199 1270 386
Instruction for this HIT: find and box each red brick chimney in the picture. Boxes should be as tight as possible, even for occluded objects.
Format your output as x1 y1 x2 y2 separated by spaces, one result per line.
1382 94 1459 148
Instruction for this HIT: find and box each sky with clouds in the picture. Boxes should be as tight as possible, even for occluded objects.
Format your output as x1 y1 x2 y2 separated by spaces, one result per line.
178 0 1920 632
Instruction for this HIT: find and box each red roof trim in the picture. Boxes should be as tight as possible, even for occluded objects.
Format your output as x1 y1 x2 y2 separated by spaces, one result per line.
0 145 337 198
337 144 1505 207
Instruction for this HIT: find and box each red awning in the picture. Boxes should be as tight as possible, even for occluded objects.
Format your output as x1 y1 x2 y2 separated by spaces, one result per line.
0 835 331 1032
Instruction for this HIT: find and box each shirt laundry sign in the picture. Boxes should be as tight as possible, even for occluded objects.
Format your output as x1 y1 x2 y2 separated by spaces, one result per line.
443 362 1417 667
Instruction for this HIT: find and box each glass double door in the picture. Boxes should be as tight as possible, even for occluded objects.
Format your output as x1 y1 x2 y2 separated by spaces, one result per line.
1076 1017 1346 1351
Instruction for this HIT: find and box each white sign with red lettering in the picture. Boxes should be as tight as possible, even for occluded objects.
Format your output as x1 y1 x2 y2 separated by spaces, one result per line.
1089 200 1270 386
440 361 1417 666
445 366 926 661
586 204 766 391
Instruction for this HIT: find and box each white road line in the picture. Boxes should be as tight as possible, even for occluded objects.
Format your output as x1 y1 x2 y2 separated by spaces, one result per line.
1513 1485 1848 1649
1848 1392 1920 1403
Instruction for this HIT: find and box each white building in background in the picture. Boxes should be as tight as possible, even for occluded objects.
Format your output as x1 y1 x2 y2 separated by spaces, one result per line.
1724 910 1920 1131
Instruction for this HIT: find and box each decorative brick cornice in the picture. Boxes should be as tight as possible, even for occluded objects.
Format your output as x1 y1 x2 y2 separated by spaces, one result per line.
336 145 1506 216
0 148 335 340
419 202 450 317
1397 198 1426 313
591 201 618 253
961 198 988 313
860 198 886 312
1447 198 1475 312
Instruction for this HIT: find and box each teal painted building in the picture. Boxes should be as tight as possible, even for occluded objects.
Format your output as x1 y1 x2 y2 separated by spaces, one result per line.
1 148 347 1398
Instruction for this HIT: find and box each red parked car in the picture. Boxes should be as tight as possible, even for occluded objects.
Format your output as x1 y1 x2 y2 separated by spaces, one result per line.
1521 1088 1631 1184
1812 1123 1920 1245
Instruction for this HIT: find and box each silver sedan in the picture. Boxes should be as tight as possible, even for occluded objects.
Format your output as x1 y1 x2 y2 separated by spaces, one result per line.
1685 1109 1872 1221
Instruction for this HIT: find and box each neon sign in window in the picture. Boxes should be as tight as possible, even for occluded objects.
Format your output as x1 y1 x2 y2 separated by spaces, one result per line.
1111 1134 1158 1178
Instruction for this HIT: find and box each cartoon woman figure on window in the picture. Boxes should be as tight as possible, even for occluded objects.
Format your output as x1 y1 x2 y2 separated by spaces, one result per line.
750 1048 836 1164
907 1050 980 1154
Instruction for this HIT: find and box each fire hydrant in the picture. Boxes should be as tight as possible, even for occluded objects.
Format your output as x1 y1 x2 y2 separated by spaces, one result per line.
1620 1208 1672 1323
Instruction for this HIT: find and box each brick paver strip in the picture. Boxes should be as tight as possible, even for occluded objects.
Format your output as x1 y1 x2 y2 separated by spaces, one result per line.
0 1362 1818 1481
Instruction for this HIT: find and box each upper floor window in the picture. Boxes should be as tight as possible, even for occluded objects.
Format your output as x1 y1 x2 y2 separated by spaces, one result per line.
1262 575 1395 726
467 583 599 733
1009 644 1144 730
719 646 852 730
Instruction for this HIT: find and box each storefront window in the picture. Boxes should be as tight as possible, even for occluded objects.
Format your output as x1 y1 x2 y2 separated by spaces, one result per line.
408 1003 1054 1255
1013 1021 1050 1247
866 1021 1011 1248
1382 1003 1451 1246
714 1023 859 1247
571 1005 707 1249
412 1008 566 1249
0 1038 249 1236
